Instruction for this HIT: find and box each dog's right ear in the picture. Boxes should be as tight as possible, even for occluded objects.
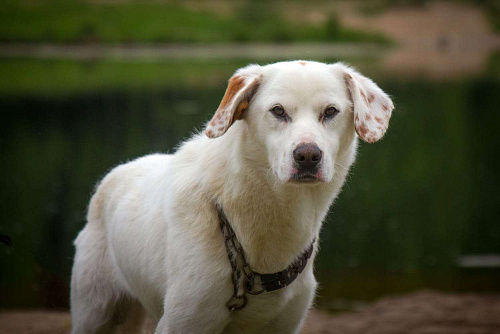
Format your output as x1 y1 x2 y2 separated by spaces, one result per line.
205 66 261 138
337 63 394 143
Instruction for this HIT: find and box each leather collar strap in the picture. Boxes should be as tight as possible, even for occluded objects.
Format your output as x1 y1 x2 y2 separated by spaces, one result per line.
217 205 315 312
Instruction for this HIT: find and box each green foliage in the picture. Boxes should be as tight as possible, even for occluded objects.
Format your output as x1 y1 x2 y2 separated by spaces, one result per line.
487 50 500 76
0 1 389 43
482 0 500 32
0 59 247 96
0 56 384 97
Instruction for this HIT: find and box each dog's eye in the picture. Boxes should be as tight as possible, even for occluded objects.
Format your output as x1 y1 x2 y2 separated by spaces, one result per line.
270 105 286 118
323 106 340 119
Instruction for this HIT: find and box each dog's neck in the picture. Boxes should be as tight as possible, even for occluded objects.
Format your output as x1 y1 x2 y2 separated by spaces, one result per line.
211 124 350 273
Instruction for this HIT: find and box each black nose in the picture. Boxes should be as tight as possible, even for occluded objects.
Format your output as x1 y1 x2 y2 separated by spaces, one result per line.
293 143 322 170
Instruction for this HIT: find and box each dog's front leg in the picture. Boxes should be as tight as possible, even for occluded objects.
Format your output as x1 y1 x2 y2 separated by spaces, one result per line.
262 273 317 334
155 306 229 334
154 284 232 334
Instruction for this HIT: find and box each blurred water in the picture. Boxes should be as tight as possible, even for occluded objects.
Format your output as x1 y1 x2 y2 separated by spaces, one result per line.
0 56 499 310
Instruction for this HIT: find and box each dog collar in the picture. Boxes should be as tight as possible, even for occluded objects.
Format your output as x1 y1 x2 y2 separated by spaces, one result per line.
217 205 315 312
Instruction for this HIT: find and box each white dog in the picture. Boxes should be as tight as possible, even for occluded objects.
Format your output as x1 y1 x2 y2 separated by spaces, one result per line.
71 60 393 334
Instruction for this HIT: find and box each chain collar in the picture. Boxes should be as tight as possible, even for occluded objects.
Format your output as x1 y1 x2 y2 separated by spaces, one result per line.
217 205 315 312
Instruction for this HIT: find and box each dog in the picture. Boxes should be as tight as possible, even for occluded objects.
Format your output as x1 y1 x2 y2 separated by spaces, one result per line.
71 60 394 333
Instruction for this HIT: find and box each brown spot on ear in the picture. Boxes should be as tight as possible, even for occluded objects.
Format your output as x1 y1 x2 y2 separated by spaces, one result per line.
208 112 223 128
368 93 375 103
365 135 376 144
375 116 384 124
382 104 389 112
357 123 369 138
365 114 372 121
298 61 307 66
218 76 246 112
206 129 214 138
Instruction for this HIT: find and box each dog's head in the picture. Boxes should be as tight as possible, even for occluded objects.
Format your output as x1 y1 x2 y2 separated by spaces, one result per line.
205 61 394 184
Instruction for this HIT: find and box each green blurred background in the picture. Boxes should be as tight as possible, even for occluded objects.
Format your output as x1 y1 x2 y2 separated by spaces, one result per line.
0 0 499 312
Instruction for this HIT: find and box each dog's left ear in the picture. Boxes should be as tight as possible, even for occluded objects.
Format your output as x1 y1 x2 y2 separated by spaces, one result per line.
342 65 394 143
205 66 262 138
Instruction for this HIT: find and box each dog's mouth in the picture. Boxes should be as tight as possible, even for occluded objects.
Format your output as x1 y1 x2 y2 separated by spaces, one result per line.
290 172 320 183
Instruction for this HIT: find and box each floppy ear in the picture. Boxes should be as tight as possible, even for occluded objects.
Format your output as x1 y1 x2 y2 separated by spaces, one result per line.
205 67 261 138
343 66 394 143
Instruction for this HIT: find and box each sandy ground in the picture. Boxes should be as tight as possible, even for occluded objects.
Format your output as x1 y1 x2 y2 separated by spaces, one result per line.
340 2 500 79
1 291 499 334
301 290 500 334
180 1 500 78
285 0 500 78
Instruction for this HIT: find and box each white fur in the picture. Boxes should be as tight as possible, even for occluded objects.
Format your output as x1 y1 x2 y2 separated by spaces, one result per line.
71 61 393 334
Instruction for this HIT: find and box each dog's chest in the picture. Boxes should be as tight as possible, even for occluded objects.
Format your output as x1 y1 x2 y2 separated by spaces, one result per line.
220 267 315 333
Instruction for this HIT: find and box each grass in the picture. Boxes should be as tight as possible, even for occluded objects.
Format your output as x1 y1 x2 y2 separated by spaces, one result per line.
0 58 244 96
0 1 389 44
477 0 500 32
0 56 385 97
